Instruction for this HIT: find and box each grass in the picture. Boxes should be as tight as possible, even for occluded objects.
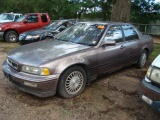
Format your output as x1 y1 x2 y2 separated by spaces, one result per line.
150 44 160 59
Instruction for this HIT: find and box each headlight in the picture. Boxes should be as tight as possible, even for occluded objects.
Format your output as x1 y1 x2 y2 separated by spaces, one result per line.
0 27 2 31
22 65 50 76
26 35 33 40
26 35 40 40
146 66 152 78
33 35 40 39
150 67 160 83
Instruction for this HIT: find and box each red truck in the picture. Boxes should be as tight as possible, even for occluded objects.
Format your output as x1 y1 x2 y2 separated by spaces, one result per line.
0 13 50 42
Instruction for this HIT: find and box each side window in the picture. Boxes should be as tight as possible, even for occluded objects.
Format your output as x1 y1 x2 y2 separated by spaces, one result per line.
14 15 20 21
122 25 139 41
104 25 123 43
41 14 47 22
27 14 38 23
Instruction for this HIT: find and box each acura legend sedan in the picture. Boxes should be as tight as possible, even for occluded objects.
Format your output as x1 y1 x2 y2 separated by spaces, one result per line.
2 22 153 98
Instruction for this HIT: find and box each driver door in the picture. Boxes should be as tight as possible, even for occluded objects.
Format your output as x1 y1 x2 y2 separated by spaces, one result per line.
98 25 126 75
19 14 39 33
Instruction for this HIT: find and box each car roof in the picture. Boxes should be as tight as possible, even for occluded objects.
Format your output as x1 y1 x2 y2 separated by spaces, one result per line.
53 19 77 22
77 21 132 26
26 13 48 15
2 13 22 15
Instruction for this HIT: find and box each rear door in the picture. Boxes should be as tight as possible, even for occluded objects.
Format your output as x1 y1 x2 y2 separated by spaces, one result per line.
98 25 126 74
121 24 142 64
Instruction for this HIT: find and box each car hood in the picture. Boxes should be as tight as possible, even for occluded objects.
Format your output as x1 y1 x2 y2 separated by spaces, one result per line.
8 40 90 66
152 54 160 68
22 28 53 36
0 20 13 23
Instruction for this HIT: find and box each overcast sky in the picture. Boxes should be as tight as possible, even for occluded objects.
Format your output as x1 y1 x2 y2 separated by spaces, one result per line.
155 0 160 3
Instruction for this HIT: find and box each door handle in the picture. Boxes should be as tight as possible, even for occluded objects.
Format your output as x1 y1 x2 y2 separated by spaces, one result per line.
120 45 125 49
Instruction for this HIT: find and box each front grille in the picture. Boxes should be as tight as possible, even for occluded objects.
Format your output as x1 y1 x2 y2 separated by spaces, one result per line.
7 59 18 70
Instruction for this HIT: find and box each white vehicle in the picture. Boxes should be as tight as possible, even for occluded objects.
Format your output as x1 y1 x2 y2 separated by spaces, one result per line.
0 13 22 23
140 54 160 112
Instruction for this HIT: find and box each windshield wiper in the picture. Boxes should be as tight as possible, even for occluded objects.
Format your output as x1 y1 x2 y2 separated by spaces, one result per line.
55 38 69 42
70 41 88 46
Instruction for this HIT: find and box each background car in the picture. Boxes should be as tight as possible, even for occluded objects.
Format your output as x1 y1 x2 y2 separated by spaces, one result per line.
0 13 50 42
0 13 22 23
140 54 160 112
19 19 77 45
2 22 153 98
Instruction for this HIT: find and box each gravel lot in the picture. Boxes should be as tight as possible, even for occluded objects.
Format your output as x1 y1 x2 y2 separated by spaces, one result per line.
0 39 160 120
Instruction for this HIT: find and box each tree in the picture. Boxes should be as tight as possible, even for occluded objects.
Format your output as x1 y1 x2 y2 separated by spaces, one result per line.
111 0 131 22
0 0 159 23
97 0 112 21
131 0 160 23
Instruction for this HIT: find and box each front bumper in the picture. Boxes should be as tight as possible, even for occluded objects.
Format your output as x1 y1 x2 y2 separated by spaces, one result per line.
2 60 59 97
19 39 40 45
140 79 160 112
0 31 4 39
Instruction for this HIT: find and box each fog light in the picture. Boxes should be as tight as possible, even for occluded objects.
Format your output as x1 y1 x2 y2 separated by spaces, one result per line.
24 81 37 87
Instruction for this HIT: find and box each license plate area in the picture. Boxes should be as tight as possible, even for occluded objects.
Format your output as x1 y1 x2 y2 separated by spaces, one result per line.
142 95 153 105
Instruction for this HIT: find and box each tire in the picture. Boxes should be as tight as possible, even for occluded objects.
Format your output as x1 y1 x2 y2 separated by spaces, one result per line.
58 66 87 98
136 50 148 68
5 31 18 43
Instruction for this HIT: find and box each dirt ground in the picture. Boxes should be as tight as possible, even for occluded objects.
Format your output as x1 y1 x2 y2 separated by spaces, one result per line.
0 38 160 120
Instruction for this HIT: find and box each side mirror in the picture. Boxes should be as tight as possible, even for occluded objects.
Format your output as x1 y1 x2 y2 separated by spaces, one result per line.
23 20 27 24
101 40 116 46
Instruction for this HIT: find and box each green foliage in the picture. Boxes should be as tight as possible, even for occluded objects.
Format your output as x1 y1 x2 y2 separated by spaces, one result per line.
131 0 160 24
150 43 160 59
0 0 159 22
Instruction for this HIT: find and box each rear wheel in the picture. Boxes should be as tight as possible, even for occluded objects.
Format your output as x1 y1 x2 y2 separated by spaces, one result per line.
58 66 87 98
136 50 147 68
5 31 18 43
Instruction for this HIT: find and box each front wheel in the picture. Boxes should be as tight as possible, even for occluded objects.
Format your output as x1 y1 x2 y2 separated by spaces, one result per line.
5 31 18 43
58 66 87 98
136 50 147 68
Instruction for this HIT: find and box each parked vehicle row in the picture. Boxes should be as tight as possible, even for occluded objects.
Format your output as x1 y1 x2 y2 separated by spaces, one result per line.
0 13 50 42
2 22 153 99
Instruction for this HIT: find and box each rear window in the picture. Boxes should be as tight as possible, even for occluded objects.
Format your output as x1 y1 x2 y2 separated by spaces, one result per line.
27 14 38 23
41 14 47 22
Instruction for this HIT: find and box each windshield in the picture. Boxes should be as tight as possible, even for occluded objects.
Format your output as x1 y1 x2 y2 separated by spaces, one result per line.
15 15 25 22
0 14 3 18
45 21 64 30
0 14 14 20
55 23 106 46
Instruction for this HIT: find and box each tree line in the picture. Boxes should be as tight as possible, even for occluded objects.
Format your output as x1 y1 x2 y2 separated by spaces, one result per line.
0 0 159 23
